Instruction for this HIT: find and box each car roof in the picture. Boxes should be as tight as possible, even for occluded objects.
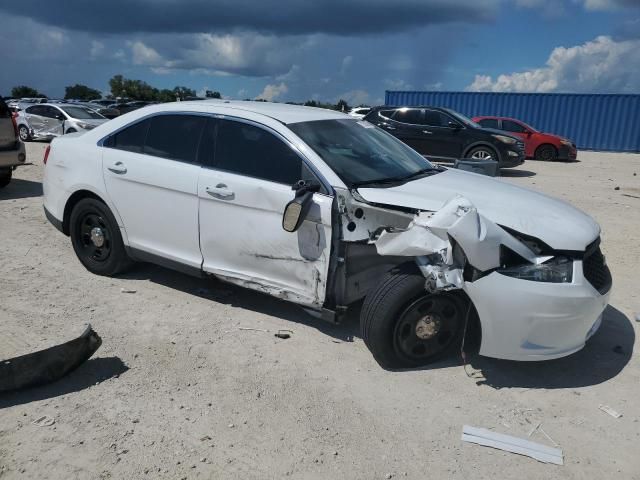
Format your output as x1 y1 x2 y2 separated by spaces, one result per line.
159 100 350 124
474 115 522 122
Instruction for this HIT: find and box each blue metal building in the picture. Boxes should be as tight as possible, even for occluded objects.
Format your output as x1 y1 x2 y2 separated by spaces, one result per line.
385 91 640 152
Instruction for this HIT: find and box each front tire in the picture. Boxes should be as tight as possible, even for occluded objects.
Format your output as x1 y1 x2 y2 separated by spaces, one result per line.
65 128 77 134
18 125 31 142
69 198 132 276
535 144 557 161
467 146 497 161
0 168 12 188
361 264 464 369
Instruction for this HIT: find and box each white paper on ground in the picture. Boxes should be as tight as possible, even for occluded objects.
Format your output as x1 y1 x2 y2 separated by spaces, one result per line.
461 425 564 466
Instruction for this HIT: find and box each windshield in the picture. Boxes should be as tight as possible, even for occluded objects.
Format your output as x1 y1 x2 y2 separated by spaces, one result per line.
289 119 435 187
443 108 481 128
61 106 104 120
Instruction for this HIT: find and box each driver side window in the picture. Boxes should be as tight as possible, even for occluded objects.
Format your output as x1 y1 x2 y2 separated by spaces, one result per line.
213 120 306 187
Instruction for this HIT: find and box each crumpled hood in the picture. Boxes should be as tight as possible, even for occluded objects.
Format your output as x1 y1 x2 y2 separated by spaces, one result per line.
357 168 599 251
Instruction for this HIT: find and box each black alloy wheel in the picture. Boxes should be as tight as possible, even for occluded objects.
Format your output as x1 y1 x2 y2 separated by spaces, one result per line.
393 295 462 363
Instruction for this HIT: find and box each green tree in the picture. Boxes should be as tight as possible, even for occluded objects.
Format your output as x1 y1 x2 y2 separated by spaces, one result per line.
157 89 177 103
335 99 350 112
11 85 45 98
108 75 126 98
173 86 196 100
64 84 102 101
205 90 221 99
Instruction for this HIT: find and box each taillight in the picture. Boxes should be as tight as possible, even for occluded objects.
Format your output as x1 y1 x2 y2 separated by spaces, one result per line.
43 145 51 165
11 115 17 137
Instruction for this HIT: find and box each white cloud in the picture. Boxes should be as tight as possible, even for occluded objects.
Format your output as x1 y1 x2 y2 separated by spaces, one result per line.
384 78 414 90
126 33 313 77
255 82 288 101
467 35 640 93
578 0 639 10
90 40 104 59
337 89 371 106
340 55 353 75
130 41 165 65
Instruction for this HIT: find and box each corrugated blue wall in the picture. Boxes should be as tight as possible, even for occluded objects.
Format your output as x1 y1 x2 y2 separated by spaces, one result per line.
385 91 640 152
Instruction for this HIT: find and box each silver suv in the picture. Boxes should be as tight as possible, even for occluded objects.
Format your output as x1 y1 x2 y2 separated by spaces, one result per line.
17 103 108 141
0 97 27 188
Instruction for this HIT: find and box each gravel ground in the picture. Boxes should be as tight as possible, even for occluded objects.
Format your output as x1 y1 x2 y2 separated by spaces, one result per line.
1 142 639 480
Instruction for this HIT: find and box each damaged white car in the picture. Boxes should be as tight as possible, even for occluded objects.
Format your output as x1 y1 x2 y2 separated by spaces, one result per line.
42 101 612 368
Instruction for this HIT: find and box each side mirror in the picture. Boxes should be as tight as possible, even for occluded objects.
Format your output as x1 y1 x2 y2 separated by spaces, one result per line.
448 121 461 130
55 113 64 121
282 180 320 233
525 130 533 137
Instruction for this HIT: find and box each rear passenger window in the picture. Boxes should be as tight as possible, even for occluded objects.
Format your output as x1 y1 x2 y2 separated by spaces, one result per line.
26 105 44 116
479 118 499 129
392 108 422 125
378 110 396 120
144 115 206 163
214 120 302 185
109 119 150 153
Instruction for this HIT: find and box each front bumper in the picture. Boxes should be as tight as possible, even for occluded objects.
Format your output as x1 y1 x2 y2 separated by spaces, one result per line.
464 260 611 361
497 144 525 169
0 141 26 168
558 144 578 160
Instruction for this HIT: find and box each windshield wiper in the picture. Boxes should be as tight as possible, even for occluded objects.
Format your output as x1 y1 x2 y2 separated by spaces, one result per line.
352 167 440 188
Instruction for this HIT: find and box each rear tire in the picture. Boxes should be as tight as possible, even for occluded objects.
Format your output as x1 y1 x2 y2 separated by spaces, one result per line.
0 169 12 188
69 198 133 276
18 125 31 142
535 144 557 161
361 264 465 369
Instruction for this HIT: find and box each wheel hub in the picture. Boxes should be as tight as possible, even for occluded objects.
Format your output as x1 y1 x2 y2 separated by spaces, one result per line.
90 227 105 248
415 315 441 340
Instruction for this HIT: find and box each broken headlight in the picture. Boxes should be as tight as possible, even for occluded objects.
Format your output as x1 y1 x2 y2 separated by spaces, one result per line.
497 256 573 283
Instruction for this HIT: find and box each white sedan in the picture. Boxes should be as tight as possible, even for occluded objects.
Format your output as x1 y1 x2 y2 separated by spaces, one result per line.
42 101 611 368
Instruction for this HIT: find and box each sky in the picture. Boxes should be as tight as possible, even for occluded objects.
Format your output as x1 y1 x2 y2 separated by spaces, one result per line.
1 0 640 104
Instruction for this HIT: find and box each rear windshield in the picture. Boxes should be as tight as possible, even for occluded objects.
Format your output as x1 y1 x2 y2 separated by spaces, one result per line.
61 106 104 120
289 119 434 187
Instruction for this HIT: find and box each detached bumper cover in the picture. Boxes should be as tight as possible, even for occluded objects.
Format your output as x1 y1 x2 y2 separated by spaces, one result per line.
464 261 611 361
0 324 101 392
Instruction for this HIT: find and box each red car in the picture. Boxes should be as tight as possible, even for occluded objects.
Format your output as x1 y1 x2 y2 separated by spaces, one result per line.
472 116 577 161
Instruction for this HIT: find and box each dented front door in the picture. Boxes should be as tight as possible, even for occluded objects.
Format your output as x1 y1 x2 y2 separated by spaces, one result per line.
198 118 333 307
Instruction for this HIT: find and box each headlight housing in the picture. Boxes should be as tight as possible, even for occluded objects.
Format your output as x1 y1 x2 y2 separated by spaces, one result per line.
76 122 95 130
497 256 573 283
492 134 517 145
560 139 573 147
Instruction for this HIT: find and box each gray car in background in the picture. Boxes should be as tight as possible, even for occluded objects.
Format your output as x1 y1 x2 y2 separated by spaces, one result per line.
16 103 108 141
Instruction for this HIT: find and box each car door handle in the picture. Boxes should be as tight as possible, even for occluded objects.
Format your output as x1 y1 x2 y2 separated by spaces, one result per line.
422 130 433 134
385 125 396 130
205 184 234 200
107 162 127 174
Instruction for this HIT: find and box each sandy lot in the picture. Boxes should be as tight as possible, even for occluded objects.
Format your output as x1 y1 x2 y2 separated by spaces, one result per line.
1 142 639 480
